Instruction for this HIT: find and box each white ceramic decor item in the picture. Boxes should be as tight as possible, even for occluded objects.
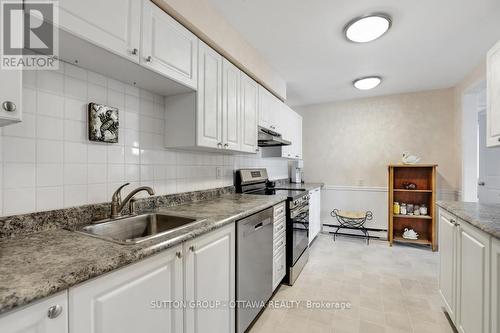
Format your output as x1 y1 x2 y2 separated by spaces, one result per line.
403 228 419 240
402 151 421 165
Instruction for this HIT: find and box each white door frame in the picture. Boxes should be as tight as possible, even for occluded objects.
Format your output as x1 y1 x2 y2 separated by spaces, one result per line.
461 80 486 202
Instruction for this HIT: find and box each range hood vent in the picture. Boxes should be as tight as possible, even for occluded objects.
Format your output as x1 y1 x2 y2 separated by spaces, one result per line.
258 127 291 147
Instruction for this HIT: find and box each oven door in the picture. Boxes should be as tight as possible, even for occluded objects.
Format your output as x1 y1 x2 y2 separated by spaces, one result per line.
288 204 309 266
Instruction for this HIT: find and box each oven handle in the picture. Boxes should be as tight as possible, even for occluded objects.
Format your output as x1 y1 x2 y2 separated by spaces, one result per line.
291 204 309 219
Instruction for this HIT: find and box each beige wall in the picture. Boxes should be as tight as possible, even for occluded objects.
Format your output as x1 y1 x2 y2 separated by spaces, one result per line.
153 0 287 100
296 89 459 191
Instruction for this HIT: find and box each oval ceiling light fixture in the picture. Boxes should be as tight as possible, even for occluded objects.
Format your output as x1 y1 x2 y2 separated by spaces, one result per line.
353 76 382 90
344 14 392 43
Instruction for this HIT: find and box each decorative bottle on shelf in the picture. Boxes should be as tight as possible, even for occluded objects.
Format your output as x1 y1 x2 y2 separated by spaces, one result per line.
420 204 428 216
393 202 400 215
400 203 407 215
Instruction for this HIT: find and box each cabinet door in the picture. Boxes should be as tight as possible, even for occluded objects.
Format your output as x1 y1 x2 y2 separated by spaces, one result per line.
487 40 500 147
240 73 258 153
0 292 67 333
456 220 490 333
258 85 272 130
0 68 22 126
273 247 286 290
308 188 321 244
69 247 183 333
196 42 223 149
222 59 241 151
438 210 458 321
184 223 235 333
141 0 198 89
492 237 500 333
59 0 141 62
296 113 303 159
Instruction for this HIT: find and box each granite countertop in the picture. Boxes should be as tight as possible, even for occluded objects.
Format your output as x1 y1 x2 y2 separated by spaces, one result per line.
275 181 324 191
437 201 500 239
0 193 286 315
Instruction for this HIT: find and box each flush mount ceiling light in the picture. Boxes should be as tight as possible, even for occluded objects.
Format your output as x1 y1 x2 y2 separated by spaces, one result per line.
353 76 382 90
344 14 392 43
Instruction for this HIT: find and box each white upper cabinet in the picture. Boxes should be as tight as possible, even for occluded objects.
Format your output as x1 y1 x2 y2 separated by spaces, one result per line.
240 73 259 153
184 223 235 333
197 41 223 149
222 59 241 151
488 40 500 147
0 69 22 126
69 247 184 333
141 0 198 89
0 292 68 333
58 0 141 62
258 86 281 132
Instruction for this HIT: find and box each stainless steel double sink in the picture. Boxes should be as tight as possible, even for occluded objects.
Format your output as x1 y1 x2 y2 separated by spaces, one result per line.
76 213 206 244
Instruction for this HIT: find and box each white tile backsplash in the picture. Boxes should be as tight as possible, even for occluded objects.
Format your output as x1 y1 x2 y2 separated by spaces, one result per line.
0 66 289 215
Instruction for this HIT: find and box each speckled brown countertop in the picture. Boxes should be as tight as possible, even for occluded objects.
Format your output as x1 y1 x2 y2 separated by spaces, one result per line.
0 193 286 315
437 201 500 239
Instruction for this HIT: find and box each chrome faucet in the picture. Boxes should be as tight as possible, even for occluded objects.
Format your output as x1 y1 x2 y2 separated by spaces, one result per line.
110 183 155 219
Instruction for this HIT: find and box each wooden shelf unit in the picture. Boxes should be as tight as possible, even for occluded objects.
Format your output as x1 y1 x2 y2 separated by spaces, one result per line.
388 164 437 251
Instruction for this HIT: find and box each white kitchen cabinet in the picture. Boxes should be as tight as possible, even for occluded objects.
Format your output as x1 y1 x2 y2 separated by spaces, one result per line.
492 237 500 333
197 41 223 149
487 40 500 147
58 0 141 63
0 291 68 333
258 86 282 133
69 246 183 333
222 59 241 151
240 73 259 153
0 69 22 126
456 220 490 333
439 210 458 321
438 208 492 333
141 0 198 89
308 187 321 244
184 223 235 333
273 248 286 291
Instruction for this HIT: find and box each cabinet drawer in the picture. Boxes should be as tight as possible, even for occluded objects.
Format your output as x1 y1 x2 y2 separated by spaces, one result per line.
273 247 286 290
273 234 286 255
274 202 286 219
273 217 286 237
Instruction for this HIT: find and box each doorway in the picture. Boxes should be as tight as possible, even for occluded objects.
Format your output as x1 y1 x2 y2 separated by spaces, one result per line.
478 111 500 203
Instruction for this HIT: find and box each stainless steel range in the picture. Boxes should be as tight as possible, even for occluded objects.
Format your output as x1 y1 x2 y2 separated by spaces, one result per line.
235 168 309 286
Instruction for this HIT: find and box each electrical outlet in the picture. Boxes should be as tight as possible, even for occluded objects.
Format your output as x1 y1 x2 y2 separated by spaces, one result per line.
216 167 222 179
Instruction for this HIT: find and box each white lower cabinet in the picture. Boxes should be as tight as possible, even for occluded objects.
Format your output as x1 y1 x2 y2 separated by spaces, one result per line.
0 291 68 333
456 220 490 333
438 208 493 333
272 202 286 290
69 246 184 333
184 223 235 333
308 187 321 244
492 237 500 333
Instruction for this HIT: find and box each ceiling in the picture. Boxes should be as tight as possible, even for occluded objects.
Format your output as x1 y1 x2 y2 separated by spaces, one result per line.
207 0 500 106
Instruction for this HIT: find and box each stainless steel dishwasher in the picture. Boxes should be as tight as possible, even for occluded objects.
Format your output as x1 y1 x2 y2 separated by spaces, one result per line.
236 206 274 333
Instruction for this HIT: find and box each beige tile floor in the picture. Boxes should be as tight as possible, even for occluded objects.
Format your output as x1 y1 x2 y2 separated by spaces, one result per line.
249 234 456 333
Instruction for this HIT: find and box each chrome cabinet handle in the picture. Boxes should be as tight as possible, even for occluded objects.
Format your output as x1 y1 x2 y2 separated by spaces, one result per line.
217 142 222 148
189 245 195 252
2 101 16 112
146 56 152 62
478 181 485 186
131 48 138 55
176 251 182 259
224 143 229 148
255 148 260 152
47 305 63 319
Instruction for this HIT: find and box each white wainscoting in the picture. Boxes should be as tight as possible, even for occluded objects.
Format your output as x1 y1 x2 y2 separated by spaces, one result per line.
320 185 459 240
